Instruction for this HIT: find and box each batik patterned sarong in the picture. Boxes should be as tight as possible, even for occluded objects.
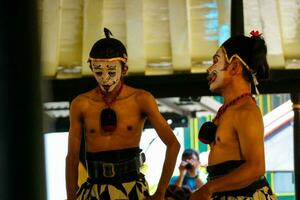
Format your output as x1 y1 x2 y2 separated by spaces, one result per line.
211 185 277 200
207 160 277 200
76 175 149 200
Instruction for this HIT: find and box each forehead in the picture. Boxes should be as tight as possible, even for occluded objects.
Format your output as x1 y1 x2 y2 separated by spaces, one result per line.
213 47 226 59
183 154 198 160
91 60 121 69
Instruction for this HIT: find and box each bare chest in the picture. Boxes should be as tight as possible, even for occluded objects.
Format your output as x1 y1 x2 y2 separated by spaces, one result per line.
81 98 145 138
212 112 239 147
208 117 242 164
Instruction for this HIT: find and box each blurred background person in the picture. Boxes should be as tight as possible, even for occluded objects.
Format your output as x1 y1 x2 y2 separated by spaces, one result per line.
170 149 205 192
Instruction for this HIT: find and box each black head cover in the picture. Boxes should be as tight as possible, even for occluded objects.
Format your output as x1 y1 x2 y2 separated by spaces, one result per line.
198 122 217 144
89 28 127 60
222 36 254 70
222 35 269 80
100 108 117 132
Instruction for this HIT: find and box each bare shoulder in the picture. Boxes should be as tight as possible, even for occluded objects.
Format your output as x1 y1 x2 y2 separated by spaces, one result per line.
135 89 157 109
237 100 261 117
233 99 262 126
70 88 97 108
124 86 157 113
122 85 154 102
135 88 154 101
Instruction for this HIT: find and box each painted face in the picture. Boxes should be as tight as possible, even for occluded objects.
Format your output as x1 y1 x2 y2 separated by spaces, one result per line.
91 60 122 93
206 47 228 92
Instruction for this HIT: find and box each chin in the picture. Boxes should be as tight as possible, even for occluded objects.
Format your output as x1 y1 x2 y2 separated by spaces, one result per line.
209 82 222 93
210 87 222 95
209 85 217 92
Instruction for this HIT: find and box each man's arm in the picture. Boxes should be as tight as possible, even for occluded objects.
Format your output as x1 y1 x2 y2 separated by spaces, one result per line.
138 91 180 198
65 97 83 200
196 106 266 196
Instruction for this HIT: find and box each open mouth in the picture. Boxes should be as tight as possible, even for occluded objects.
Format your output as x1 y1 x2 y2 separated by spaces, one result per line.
102 85 111 91
207 70 217 85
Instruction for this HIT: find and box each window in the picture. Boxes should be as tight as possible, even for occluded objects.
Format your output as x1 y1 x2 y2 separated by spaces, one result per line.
274 171 295 193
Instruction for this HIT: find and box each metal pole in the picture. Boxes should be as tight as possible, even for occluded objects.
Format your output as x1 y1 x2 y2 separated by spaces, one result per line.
291 93 300 200
231 0 244 36
0 0 46 199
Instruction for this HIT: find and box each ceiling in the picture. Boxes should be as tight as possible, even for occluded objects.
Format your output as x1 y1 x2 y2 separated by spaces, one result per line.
39 0 300 125
39 0 300 78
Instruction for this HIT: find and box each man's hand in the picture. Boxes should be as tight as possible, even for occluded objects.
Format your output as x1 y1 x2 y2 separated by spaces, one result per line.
189 184 212 200
189 158 199 169
179 161 188 174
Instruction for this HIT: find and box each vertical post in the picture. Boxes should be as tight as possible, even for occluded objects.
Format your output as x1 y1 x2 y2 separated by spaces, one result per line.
0 0 46 199
231 0 244 36
291 93 300 200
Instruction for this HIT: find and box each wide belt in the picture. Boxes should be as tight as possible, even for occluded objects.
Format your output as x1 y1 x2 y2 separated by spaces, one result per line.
86 152 145 184
207 160 245 180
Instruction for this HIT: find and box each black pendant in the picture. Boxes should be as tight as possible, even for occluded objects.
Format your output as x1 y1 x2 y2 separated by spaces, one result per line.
100 108 117 132
198 121 217 144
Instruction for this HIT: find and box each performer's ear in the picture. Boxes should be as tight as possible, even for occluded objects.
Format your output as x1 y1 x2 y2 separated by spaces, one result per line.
122 65 128 75
230 58 242 75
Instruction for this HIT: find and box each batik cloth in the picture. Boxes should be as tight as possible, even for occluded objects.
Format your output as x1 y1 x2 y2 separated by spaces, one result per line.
76 174 149 200
207 160 277 200
77 147 149 200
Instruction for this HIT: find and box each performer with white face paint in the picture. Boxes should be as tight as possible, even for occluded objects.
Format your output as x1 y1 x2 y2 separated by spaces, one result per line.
90 60 123 93
192 31 277 200
65 28 180 200
206 48 229 93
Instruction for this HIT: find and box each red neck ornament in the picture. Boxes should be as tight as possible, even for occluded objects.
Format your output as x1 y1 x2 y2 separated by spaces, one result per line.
99 81 124 133
99 81 124 107
213 93 255 122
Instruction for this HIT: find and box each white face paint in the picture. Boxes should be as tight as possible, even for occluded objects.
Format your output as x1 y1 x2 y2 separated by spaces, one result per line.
91 60 122 93
207 47 228 93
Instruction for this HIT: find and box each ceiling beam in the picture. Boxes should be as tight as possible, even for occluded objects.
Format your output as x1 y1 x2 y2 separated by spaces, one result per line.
44 69 300 102
158 98 193 117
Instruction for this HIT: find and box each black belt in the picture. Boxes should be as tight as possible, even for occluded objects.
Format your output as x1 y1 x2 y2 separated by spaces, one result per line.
207 160 245 181
86 152 145 184
212 176 270 197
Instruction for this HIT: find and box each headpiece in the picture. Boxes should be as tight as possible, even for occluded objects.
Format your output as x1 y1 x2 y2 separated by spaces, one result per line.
88 28 128 63
221 30 265 94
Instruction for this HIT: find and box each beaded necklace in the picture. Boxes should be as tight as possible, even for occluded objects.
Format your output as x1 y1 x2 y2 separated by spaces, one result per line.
213 93 255 122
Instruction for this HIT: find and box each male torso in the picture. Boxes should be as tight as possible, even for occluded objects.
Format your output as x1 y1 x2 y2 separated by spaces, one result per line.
74 84 146 152
208 98 259 165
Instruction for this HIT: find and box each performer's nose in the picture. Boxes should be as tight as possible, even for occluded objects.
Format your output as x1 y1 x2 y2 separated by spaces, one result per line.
102 73 110 83
206 65 213 74
207 66 213 74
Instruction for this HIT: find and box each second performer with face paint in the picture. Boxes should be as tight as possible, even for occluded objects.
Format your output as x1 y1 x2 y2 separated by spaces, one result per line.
192 32 277 200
